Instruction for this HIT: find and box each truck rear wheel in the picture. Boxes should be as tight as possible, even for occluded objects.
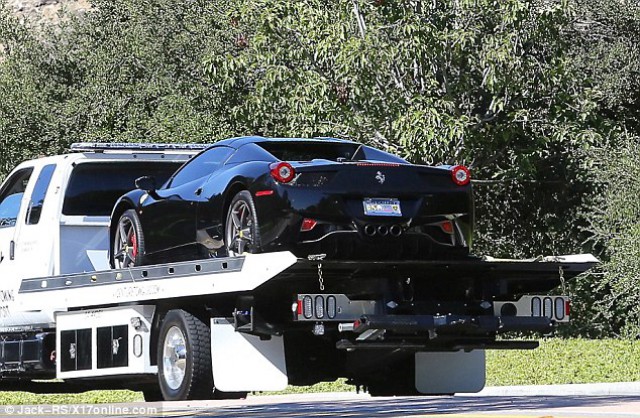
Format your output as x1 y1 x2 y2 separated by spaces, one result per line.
157 309 214 401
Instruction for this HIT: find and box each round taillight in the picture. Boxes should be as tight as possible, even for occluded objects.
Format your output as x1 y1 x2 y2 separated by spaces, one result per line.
270 162 296 183
451 165 471 186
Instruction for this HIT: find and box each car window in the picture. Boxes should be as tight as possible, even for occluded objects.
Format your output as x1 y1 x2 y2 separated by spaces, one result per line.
0 168 34 228
257 142 359 161
226 143 274 164
352 145 408 164
168 146 233 188
63 161 183 216
26 164 56 225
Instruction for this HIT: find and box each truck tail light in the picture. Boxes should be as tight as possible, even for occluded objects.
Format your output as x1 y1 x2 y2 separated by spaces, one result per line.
531 297 542 317
302 296 313 319
327 296 337 319
543 297 553 318
555 298 566 320
296 300 302 315
315 296 325 319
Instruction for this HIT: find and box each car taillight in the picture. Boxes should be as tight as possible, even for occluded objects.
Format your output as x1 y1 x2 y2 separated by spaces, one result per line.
270 162 295 183
451 165 471 186
300 218 318 232
440 220 454 234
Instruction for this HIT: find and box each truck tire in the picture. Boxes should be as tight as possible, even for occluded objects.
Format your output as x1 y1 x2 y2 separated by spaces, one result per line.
112 209 145 268
157 309 214 401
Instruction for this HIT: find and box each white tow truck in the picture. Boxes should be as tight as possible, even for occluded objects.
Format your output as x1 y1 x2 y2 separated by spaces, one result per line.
0 143 597 401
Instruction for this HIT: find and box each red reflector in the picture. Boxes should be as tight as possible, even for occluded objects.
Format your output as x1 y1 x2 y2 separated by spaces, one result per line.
565 300 571 316
451 165 471 186
297 300 303 315
270 162 296 183
441 221 454 234
255 190 274 197
353 319 361 329
300 218 318 232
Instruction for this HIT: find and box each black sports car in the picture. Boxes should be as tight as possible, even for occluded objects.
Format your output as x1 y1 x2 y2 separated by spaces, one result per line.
109 136 473 267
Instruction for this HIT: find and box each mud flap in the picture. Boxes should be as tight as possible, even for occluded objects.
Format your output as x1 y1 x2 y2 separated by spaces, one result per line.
210 318 288 392
415 350 486 394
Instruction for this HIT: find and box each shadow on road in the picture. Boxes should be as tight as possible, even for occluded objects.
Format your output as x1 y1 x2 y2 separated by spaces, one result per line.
158 395 640 417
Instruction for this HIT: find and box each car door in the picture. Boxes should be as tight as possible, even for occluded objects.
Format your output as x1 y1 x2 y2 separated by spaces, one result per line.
0 167 34 284
15 164 57 279
142 146 234 257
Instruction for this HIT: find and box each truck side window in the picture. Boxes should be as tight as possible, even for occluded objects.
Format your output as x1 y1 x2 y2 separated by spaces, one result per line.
26 164 56 225
0 168 34 228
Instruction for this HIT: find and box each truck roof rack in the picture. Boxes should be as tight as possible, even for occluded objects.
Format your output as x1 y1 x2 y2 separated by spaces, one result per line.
70 142 211 153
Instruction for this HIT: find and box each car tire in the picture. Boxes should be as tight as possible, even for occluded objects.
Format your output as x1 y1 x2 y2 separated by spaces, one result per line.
157 309 214 401
225 190 262 256
112 209 145 268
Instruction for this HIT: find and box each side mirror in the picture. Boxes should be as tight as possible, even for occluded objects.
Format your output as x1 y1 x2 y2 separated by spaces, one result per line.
135 176 157 192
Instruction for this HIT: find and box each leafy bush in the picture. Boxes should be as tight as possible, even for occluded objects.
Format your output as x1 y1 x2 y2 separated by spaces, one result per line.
1 0 640 335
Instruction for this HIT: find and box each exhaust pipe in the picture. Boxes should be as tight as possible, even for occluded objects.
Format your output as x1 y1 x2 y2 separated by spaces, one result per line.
338 323 355 332
364 224 377 236
389 224 402 237
377 225 389 236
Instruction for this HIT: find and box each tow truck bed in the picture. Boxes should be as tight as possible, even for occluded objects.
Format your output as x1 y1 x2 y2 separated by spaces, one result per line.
17 253 596 310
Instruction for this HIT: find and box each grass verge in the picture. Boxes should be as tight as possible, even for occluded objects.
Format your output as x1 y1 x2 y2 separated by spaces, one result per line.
0 338 638 404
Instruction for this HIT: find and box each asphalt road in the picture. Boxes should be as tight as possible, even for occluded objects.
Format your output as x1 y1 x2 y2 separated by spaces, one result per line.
156 392 640 418
1 384 640 418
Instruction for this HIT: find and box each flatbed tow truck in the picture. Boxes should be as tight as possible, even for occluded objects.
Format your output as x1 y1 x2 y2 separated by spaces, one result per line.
0 143 597 401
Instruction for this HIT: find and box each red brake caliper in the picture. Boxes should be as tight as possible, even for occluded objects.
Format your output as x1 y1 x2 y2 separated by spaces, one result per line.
131 233 138 258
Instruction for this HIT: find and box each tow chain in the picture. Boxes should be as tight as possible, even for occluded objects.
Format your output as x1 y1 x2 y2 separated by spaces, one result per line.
559 265 567 295
308 254 326 291
318 263 324 291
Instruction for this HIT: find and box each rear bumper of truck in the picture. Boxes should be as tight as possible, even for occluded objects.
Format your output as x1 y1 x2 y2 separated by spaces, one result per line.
335 313 551 351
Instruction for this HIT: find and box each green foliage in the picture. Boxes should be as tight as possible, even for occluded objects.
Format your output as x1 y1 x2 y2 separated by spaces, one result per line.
1 0 640 335
487 338 640 385
0 390 141 405
202 0 606 259
583 139 640 338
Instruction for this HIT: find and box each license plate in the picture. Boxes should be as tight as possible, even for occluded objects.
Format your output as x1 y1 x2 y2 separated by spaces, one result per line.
363 198 402 217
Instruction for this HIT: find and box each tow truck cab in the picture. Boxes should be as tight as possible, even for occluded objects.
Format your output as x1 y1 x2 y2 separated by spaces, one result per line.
0 144 196 328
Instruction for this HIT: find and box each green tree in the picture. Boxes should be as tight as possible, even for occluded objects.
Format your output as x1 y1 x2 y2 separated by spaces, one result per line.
3 0 639 336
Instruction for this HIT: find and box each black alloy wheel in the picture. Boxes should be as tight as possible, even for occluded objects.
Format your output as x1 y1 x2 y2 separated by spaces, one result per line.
112 209 145 268
225 191 261 256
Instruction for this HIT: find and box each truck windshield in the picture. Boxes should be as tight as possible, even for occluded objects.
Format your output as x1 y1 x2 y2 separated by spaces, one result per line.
62 161 182 216
0 167 33 227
